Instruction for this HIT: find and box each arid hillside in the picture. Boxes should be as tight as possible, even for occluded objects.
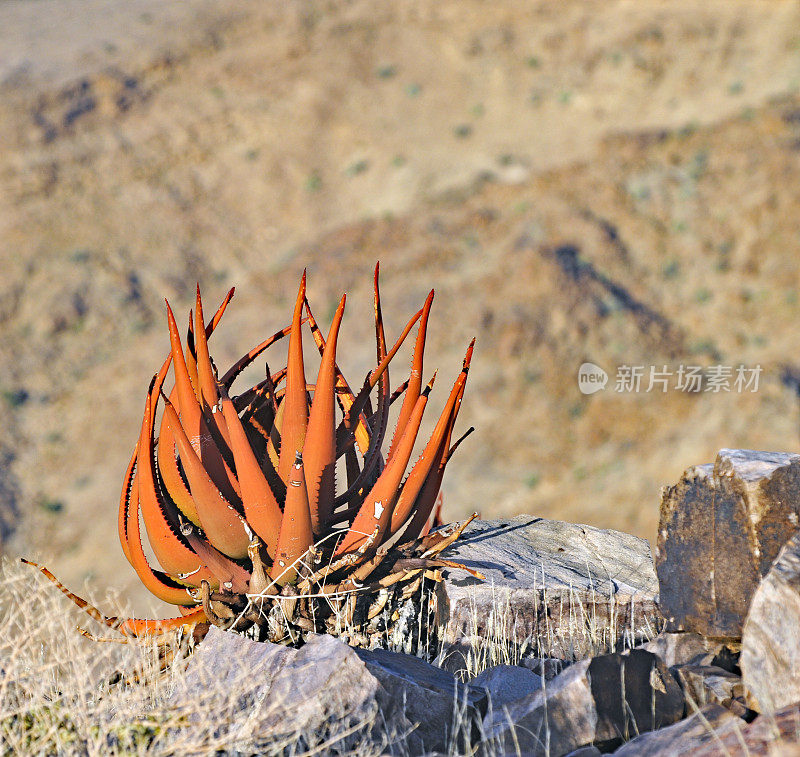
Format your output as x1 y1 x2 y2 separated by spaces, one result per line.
2 0 800 615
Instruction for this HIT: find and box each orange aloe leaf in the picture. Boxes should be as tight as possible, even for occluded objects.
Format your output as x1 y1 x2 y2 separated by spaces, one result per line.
335 302 423 458
187 286 235 381
331 271 423 508
277 271 309 482
20 559 205 636
389 339 474 541
155 287 238 527
136 375 212 579
166 300 240 505
118 441 138 568
418 493 444 538
186 311 201 402
123 468 207 604
120 396 213 597
221 324 295 389
235 365 285 414
187 286 235 395
334 375 433 557
193 289 241 480
157 401 202 526
387 289 434 462
180 525 251 595
304 293 346 535
218 381 283 559
271 452 314 586
448 425 475 458
304 293 371 454
118 607 208 638
166 300 203 444
397 386 470 544
193 286 227 428
266 397 284 473
162 394 251 560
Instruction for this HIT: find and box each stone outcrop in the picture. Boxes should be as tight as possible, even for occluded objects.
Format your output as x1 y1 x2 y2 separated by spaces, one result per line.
519 656 568 680
142 483 800 755
741 530 800 713
437 515 660 660
150 454 800 756
171 628 404 751
656 449 800 637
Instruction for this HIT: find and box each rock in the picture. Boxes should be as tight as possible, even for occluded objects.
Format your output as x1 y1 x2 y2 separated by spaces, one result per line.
587 650 685 746
692 702 800 756
482 656 595 757
638 631 724 668
519 656 569 680
565 748 602 757
437 516 659 660
469 664 542 709
483 649 683 756
673 664 748 716
432 640 566 681
431 637 479 677
657 449 800 637
354 646 486 752
172 627 418 753
612 703 740 756
741 530 800 713
173 628 495 754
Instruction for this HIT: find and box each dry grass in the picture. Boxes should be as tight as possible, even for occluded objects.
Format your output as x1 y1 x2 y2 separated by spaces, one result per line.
0 556 668 756
0 558 397 756
436 579 662 682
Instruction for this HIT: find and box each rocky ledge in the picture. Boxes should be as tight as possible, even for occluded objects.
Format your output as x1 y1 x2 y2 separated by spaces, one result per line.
434 515 660 662
162 448 800 755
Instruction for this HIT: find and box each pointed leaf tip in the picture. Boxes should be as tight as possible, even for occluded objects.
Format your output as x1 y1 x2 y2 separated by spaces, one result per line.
424 372 437 393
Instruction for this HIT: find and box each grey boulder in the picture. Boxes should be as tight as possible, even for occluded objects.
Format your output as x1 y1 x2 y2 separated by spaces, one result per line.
692 701 800 756
171 627 478 754
673 664 748 718
355 645 486 752
469 664 542 709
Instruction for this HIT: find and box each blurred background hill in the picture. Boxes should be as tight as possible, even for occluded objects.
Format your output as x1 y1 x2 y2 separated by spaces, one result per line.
2 0 800 615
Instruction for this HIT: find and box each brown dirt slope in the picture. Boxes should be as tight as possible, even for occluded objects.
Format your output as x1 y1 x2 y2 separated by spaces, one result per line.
1 0 800 614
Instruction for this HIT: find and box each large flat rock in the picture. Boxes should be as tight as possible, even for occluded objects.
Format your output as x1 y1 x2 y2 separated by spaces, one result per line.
437 516 659 659
657 449 800 637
